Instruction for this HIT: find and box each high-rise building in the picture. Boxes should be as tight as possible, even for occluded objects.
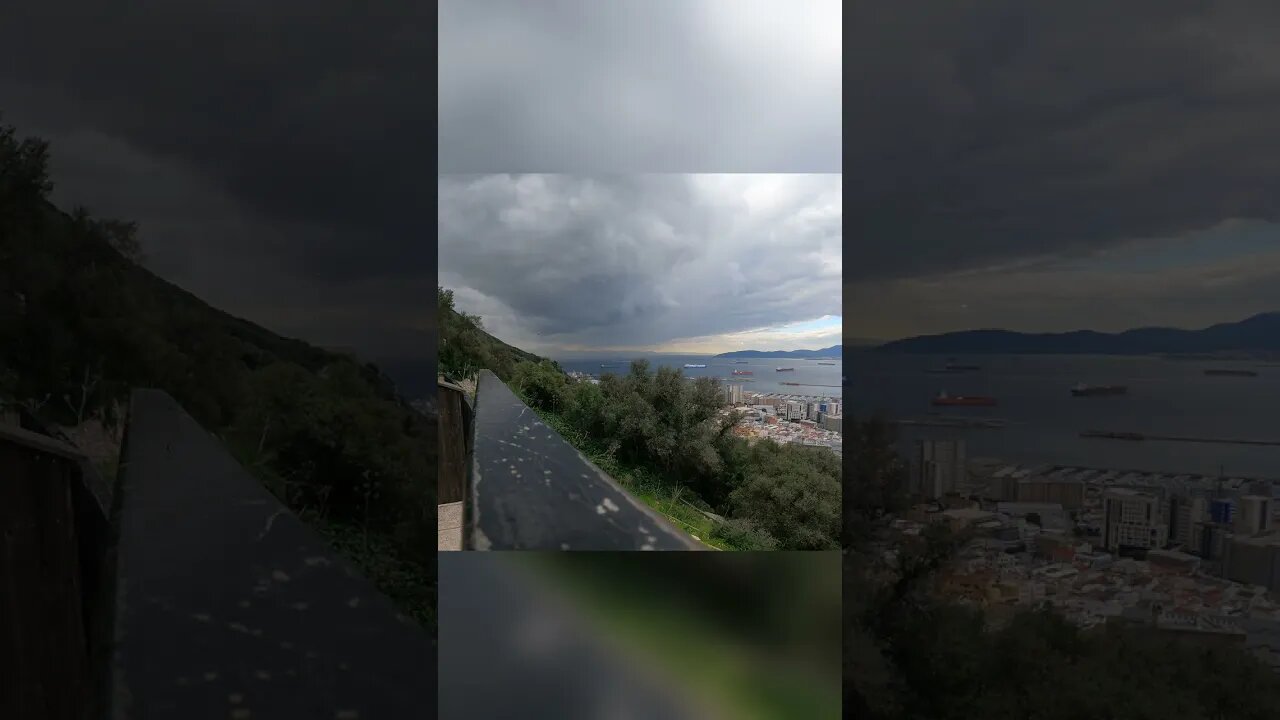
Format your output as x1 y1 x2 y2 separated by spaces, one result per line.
1237 495 1272 536
913 439 966 499
823 414 842 433
785 401 805 420
1170 494 1208 548
1103 488 1166 551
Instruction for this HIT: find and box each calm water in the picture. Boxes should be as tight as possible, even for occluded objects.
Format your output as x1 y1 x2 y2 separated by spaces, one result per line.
847 353 1280 478
556 355 843 398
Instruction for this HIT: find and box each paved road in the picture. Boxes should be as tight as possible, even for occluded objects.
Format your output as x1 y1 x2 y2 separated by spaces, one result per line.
439 554 704 719
110 389 434 719
470 371 701 550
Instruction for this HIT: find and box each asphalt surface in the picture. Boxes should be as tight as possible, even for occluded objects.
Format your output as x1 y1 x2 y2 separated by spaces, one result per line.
438 554 703 720
469 370 701 550
109 389 435 719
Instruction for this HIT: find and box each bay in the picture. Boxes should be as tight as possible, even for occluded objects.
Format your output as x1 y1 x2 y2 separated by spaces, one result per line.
555 354 843 399
846 353 1280 478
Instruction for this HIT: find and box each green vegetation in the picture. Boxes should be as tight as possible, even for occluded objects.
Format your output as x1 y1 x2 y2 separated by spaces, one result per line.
0 120 434 629
845 417 1280 719
529 553 841 720
438 286 545 379
438 286 841 550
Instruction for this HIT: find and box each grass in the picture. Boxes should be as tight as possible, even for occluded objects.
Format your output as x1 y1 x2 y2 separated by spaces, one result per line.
524 404 744 550
528 556 842 720
308 515 436 633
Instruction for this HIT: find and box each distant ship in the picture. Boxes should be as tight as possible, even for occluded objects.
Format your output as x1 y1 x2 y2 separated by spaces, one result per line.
780 382 802 386
733 360 750 364
1071 383 1128 397
732 370 754 375
926 358 981 373
684 363 707 369
776 367 795 372
932 392 997 407
818 362 836 365
1204 368 1258 377
599 363 618 368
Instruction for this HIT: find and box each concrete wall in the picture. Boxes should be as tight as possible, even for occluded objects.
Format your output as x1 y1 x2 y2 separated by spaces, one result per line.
469 370 702 550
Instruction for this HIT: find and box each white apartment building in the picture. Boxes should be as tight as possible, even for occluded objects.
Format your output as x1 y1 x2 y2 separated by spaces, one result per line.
1103 488 1167 551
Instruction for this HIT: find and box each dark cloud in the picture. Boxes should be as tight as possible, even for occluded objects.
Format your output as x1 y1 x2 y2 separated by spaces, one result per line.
439 0 841 172
1 2 431 360
850 2 1280 337
439 174 842 354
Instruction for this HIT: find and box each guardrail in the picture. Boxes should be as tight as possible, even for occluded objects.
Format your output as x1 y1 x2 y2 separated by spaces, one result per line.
0 421 101 720
2 389 435 718
467 370 702 551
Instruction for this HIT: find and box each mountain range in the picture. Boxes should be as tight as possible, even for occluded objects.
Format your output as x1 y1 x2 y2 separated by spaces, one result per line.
875 312 1280 355
713 344 842 359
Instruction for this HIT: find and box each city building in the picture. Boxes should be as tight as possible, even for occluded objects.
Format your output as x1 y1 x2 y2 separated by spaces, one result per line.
785 401 805 421
912 439 966 499
822 414 842 433
1191 521 1231 561
1102 488 1167 552
1017 477 1085 510
1237 495 1273 536
1222 531 1280 591
1169 493 1208 548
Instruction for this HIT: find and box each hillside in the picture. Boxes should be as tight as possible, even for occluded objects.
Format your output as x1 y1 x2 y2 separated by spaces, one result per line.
437 287 551 380
714 344 842 359
0 121 434 627
874 313 1280 356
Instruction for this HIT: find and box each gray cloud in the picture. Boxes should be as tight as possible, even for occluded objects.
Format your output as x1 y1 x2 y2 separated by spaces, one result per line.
439 0 842 172
439 174 842 353
850 2 1280 337
0 2 431 360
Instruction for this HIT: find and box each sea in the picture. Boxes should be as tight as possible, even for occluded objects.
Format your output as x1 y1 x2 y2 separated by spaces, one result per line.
555 355 843 399
846 353 1280 479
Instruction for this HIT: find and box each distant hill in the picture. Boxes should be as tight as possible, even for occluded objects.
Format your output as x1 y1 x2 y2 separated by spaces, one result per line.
875 313 1280 355
714 344 842 359
437 287 550 380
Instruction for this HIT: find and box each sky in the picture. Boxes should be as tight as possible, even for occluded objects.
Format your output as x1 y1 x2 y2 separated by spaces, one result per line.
438 174 842 356
438 0 842 173
849 2 1280 342
0 3 432 363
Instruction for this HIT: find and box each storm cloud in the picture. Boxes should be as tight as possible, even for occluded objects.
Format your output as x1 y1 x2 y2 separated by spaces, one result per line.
439 0 842 172
850 1 1280 338
439 174 842 354
0 2 432 360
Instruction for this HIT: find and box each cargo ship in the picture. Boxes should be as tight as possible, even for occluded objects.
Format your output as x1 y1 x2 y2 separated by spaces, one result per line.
1080 430 1144 441
781 382 802 386
1204 369 1258 377
776 367 795 372
926 359 982 373
683 363 707 369
732 370 754 375
733 360 749 364
1071 383 1128 397
818 362 836 365
931 392 997 407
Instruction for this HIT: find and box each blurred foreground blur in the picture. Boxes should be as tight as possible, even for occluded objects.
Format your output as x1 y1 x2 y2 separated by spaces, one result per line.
438 552 840 719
